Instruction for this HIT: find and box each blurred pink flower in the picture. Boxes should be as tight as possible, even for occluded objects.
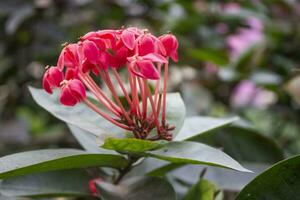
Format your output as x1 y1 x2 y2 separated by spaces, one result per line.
231 80 277 108
227 17 264 61
223 3 241 14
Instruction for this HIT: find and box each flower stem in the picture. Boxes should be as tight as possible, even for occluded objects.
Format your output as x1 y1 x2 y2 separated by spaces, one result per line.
112 68 133 106
162 62 168 123
83 98 132 131
100 70 133 125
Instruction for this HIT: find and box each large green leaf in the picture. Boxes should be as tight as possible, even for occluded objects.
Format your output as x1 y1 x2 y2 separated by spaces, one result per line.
183 179 216 200
95 176 176 200
0 169 91 197
101 138 166 153
0 149 128 179
162 93 186 138
175 116 238 141
68 124 117 154
236 155 300 200
192 126 284 163
29 87 124 138
100 139 250 172
146 141 250 172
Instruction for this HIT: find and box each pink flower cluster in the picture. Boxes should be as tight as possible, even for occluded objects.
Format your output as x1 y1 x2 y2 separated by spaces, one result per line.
227 17 264 61
42 27 178 140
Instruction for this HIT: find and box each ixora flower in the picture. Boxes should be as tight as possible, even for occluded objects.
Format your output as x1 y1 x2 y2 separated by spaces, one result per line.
42 27 178 141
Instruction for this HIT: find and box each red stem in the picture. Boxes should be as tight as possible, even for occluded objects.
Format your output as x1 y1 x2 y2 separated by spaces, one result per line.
83 98 132 131
112 68 133 106
162 62 168 123
144 79 160 129
100 70 133 125
79 74 121 117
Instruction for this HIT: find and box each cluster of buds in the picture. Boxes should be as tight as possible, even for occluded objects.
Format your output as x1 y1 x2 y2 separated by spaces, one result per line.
42 27 178 141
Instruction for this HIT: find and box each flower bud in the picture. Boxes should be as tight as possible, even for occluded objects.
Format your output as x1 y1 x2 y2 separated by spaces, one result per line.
60 79 86 106
159 34 178 62
42 66 64 94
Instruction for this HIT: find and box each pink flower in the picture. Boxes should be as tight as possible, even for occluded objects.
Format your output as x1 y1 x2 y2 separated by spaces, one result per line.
226 17 264 61
128 53 168 80
60 79 86 106
231 80 276 108
42 66 64 94
42 27 179 140
159 34 178 62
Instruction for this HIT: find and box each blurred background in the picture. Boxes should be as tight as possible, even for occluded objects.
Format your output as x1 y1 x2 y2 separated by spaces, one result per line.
0 0 300 199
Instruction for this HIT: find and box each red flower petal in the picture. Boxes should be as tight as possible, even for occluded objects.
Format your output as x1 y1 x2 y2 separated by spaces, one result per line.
83 40 100 65
138 35 155 56
121 29 136 50
159 34 178 62
134 60 160 80
142 53 168 63
60 86 77 106
42 75 52 94
60 79 86 106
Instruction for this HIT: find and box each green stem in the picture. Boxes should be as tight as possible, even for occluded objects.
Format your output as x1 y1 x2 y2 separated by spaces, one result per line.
113 155 139 184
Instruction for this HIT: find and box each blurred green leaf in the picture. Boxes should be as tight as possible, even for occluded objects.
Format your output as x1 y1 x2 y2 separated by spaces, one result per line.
95 176 176 200
183 179 216 200
0 169 91 197
192 126 284 163
189 48 229 66
0 149 128 179
236 155 300 200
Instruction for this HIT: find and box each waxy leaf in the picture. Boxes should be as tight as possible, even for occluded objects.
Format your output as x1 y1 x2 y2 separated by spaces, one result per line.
175 116 238 141
101 140 250 172
236 155 300 200
96 176 176 200
146 141 250 172
163 93 186 137
68 124 117 154
0 169 91 197
101 138 166 153
29 87 124 138
0 149 128 179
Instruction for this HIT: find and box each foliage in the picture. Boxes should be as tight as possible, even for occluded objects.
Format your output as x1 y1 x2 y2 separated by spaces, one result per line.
1 0 300 199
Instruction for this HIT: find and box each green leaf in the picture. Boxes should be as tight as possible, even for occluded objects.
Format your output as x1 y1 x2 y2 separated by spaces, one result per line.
189 48 229 66
29 87 124 138
0 149 128 179
68 124 117 154
192 126 284 163
95 176 176 200
0 169 91 197
184 179 216 200
101 138 166 153
146 141 250 172
236 155 300 200
148 92 185 138
175 116 238 141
